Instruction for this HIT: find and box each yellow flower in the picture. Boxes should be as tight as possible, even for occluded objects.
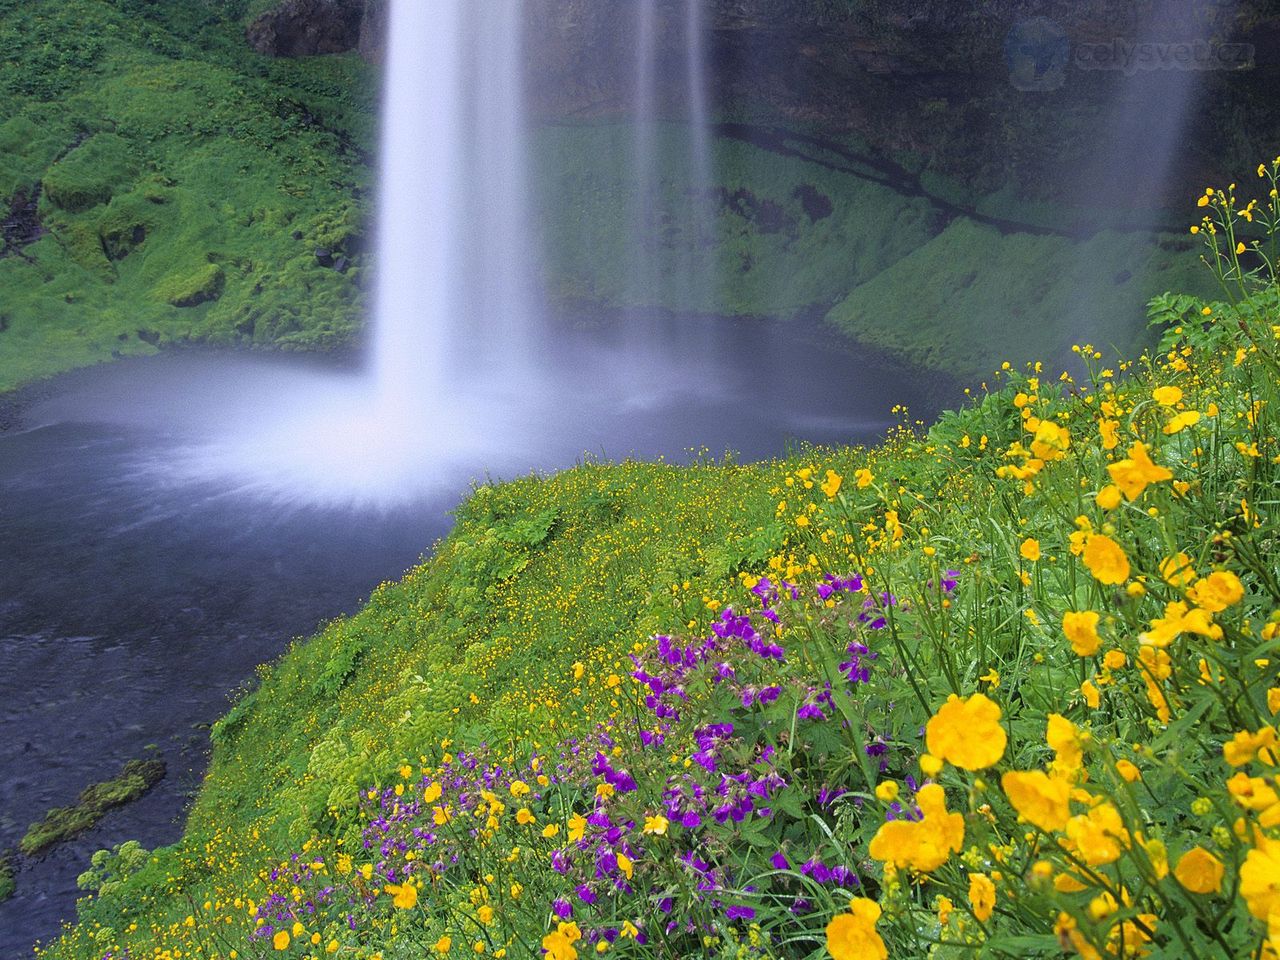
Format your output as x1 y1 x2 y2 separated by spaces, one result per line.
1082 534 1129 585
875 781 899 803
542 922 582 960
1159 553 1196 587
1047 714 1084 776
516 808 536 825
573 662 585 680
478 904 495 925
1237 241 1248 255
1241 834 1280 920
1164 410 1200 434
509 780 531 798
1152 385 1183 406
435 935 453 954
855 468 874 489
1175 847 1224 894
385 883 418 910
968 872 996 922
1099 418 1120 450
567 814 587 842
1030 420 1071 462
423 782 443 804
273 931 291 951
1188 571 1244 613
1002 770 1071 832
642 814 669 835
821 470 843 498
1115 759 1141 782
1223 726 1278 767
1065 801 1127 866
1063 610 1102 657
1096 484 1122 510
868 784 965 872
825 898 887 960
615 853 633 880
1020 538 1041 562
925 694 1007 769
1141 600 1222 647
1106 441 1173 501
1081 679 1100 708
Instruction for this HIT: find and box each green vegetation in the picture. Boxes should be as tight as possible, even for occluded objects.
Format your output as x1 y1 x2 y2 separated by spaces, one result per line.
0 852 14 904
20 759 165 857
0 0 375 391
37 161 1280 958
536 122 1210 381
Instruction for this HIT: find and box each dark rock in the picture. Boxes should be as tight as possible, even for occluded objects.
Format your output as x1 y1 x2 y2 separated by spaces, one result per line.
1 185 45 259
136 329 160 345
333 255 349 273
314 247 333 266
246 0 364 58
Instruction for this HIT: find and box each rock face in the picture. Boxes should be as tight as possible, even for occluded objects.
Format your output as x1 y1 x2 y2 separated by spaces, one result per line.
246 0 365 57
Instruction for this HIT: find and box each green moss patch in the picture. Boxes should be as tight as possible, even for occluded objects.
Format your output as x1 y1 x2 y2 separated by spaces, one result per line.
19 759 166 858
41 134 138 213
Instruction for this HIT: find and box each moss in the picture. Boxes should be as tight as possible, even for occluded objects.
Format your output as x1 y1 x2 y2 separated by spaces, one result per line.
19 759 165 858
0 0 375 392
151 261 225 307
41 133 138 213
0 852 14 904
825 219 1216 382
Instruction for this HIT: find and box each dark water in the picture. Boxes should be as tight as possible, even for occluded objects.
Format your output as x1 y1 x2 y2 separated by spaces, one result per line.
0 315 951 953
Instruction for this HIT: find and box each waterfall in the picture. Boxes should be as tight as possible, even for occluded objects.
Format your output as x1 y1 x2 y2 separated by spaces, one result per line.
628 0 716 321
372 0 533 415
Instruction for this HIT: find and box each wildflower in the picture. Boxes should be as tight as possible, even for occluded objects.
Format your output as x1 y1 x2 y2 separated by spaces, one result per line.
274 931 291 951
1241 835 1280 920
1188 571 1244 613
855 469 874 489
543 922 582 960
424 782 443 804
1141 601 1222 647
1223 727 1278 767
822 470 843 498
1030 420 1071 462
642 814 668 835
1115 760 1141 782
1002 770 1071 832
568 814 587 841
968 872 996 922
1048 714 1084 776
1081 679 1100 708
1020 538 1041 562
1099 418 1120 450
435 936 453 954
925 693 1007 769
875 781 899 803
1152 386 1183 406
385 882 418 910
825 898 887 960
616 853 634 880
517 808 536 825
1160 553 1196 587
1063 611 1102 657
1107 442 1173 501
1096 484 1122 510
510 780 531 798
869 784 965 872
1164 410 1200 434
1082 535 1129 585
1065 801 1127 866
1175 847 1225 894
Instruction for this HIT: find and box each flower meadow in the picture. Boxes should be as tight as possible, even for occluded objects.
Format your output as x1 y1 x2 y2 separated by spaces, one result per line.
40 161 1280 959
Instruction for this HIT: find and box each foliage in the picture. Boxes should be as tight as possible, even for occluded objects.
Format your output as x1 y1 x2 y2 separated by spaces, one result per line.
0 0 375 391
76 841 152 899
34 163 1280 959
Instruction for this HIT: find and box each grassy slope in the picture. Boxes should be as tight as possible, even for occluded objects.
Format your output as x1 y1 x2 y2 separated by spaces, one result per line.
42 278 1280 957
0 0 374 391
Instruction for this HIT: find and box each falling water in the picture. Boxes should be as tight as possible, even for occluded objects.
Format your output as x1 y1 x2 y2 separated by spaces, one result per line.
628 0 716 317
373 0 534 413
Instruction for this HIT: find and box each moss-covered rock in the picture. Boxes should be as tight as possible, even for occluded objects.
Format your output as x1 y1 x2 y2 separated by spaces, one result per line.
41 134 138 214
0 852 14 904
152 261 225 307
19 759 166 858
